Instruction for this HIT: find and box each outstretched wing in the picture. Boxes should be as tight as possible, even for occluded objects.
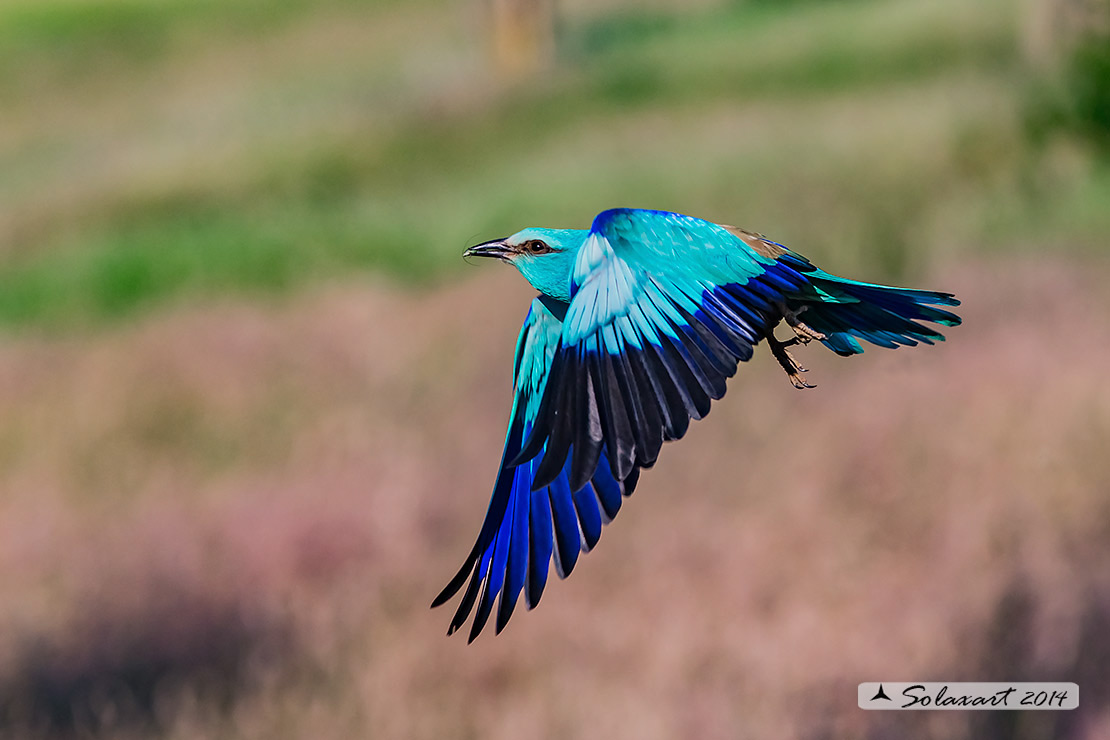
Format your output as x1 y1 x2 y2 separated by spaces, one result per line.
512 208 813 492
432 295 640 641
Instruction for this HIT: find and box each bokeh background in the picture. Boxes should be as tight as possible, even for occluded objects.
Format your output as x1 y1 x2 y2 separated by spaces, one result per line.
1 0 1109 737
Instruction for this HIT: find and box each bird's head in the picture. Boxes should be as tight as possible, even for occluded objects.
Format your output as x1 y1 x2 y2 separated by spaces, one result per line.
464 227 587 302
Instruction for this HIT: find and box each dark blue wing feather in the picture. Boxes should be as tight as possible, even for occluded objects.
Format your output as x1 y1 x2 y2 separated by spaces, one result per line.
432 298 639 641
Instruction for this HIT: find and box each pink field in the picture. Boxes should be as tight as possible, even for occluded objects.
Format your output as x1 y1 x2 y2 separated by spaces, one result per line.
0 256 1108 739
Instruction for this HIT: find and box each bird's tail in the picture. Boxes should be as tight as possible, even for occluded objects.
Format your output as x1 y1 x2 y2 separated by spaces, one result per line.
783 264 962 356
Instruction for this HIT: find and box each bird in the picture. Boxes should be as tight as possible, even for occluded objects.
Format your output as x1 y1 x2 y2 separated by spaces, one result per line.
432 208 961 642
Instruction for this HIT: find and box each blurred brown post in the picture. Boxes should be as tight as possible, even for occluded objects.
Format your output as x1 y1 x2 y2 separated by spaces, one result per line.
490 0 556 78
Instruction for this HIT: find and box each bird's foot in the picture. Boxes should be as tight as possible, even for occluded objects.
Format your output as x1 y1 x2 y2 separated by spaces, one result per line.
775 302 826 345
767 334 814 390
789 318 826 345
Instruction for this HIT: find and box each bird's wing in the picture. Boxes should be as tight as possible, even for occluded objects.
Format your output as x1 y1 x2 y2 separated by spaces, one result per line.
432 295 640 641
512 208 813 491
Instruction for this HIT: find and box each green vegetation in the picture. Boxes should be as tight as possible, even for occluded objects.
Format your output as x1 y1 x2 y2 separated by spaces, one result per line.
1 0 1107 329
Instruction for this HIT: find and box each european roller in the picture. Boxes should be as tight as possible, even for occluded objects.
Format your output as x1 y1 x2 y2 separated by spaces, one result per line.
433 208 961 641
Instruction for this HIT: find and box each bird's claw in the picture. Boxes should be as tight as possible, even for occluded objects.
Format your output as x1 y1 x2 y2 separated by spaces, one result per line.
788 374 815 390
768 303 822 390
767 334 815 390
775 302 826 345
790 321 825 345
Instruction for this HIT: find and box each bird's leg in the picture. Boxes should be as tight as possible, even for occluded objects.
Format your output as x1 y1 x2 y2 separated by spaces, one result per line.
766 303 826 390
766 332 814 389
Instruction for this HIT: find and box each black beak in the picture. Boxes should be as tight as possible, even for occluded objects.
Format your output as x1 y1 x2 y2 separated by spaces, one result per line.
464 238 512 261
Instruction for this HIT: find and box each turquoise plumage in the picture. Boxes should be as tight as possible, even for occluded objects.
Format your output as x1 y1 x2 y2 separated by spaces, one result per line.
433 208 960 641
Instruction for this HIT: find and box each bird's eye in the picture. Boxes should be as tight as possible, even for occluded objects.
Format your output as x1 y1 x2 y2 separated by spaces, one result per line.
524 240 548 254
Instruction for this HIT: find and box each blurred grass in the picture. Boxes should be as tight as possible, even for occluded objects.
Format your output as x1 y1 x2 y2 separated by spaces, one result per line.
0 0 392 87
0 0 1107 331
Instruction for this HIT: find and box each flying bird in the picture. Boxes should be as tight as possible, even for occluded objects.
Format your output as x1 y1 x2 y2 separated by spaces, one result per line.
433 208 960 641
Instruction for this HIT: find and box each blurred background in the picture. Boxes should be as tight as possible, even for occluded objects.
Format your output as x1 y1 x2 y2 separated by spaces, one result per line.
0 0 1108 737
